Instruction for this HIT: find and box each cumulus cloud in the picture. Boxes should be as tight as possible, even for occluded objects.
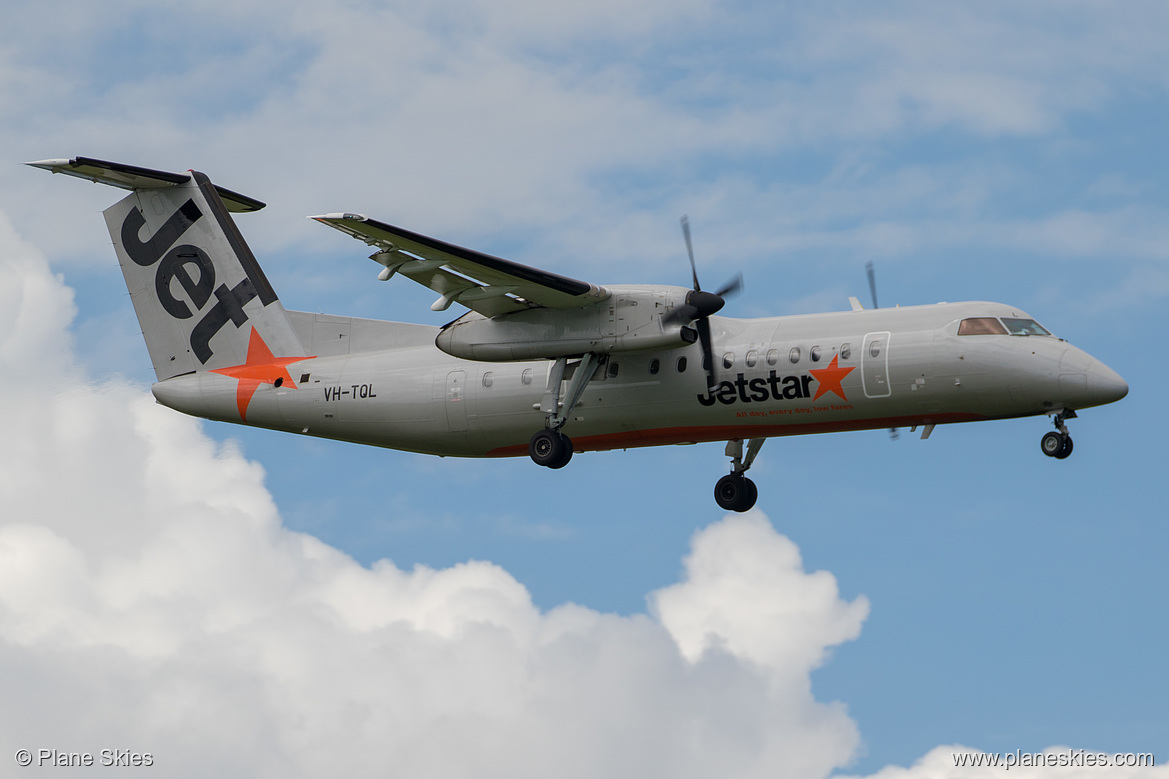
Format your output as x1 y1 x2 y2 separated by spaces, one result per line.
0 213 872 777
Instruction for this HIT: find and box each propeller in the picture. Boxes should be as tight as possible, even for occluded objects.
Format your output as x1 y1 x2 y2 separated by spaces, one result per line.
665 216 743 388
866 260 879 310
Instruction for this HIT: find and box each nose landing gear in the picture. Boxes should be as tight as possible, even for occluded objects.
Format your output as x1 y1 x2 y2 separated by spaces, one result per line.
1041 410 1076 459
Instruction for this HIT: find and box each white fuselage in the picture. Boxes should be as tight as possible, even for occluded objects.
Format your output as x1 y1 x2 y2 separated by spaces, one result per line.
151 297 1128 458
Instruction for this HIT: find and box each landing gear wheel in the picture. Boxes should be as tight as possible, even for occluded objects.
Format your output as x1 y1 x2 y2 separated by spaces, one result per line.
530 429 573 469
744 477 759 509
714 474 758 512
1041 431 1069 459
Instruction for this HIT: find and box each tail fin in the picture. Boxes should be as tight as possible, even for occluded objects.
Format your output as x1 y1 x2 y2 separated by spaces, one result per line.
30 157 305 381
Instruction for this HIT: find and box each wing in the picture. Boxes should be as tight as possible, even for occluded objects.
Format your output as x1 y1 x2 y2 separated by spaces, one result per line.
311 213 609 318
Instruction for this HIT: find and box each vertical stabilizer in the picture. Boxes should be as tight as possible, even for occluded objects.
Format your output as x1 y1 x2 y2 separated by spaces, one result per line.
31 158 305 381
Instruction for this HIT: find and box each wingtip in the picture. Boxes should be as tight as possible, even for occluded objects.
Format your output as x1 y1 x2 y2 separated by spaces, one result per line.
309 212 367 222
25 158 73 171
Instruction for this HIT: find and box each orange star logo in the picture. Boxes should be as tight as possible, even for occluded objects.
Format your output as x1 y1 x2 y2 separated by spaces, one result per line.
211 328 312 421
808 353 855 402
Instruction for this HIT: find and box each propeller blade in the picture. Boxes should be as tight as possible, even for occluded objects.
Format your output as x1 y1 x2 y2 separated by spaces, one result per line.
695 316 717 388
663 303 699 326
680 215 701 291
715 272 743 299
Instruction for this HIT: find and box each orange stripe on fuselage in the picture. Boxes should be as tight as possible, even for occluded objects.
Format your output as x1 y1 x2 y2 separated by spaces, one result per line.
485 412 986 457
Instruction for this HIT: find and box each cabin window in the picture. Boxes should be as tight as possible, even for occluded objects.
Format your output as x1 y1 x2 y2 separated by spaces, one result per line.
649 358 660 375
789 347 801 364
722 352 734 369
869 340 882 358
840 344 851 360
521 368 533 386
766 349 778 366
958 317 1009 336
746 350 758 368
482 371 494 388
810 346 822 362
608 361 620 378
677 356 687 373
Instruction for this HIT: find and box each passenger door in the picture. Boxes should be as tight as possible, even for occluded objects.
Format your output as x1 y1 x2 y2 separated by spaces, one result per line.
862 331 892 398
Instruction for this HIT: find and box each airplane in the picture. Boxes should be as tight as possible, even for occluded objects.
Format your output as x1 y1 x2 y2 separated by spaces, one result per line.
30 156 1129 512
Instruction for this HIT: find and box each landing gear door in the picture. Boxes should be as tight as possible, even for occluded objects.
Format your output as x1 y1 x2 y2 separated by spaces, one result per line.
862 331 892 398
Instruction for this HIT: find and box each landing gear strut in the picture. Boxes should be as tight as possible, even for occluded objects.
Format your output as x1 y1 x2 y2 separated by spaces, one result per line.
529 354 601 470
715 438 764 512
1040 409 1076 460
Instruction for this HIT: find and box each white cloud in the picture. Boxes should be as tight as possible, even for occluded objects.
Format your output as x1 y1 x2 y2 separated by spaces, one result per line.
653 516 869 673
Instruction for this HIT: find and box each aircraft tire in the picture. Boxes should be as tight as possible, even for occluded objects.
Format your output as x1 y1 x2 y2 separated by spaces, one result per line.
1055 435 1074 459
530 429 573 469
742 477 758 511
1040 431 1065 458
714 474 757 512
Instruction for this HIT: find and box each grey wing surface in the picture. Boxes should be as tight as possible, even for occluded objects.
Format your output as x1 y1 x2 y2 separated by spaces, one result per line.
311 214 609 318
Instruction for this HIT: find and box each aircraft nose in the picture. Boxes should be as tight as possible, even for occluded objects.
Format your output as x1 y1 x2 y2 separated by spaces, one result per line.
1086 360 1128 406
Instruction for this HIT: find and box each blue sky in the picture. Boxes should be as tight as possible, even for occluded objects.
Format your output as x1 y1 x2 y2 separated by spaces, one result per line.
1 2 1167 777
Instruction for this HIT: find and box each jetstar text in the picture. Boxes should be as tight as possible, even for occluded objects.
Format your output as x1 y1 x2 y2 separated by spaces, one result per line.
697 371 816 406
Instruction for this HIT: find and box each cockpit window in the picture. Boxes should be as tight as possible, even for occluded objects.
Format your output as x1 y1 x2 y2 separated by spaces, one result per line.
1001 317 1051 336
958 317 1009 335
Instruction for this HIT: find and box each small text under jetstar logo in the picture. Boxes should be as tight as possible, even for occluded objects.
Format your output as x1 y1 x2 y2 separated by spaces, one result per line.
121 199 264 363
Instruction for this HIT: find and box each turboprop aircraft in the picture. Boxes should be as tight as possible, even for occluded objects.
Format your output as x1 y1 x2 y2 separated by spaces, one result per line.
31 157 1129 512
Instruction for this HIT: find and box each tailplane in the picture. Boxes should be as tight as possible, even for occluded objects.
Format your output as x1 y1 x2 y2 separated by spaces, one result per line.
30 157 305 380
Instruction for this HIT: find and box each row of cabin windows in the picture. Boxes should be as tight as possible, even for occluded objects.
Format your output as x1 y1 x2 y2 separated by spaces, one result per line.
482 369 532 388
650 342 858 376
684 343 856 374
482 341 863 388
481 362 617 388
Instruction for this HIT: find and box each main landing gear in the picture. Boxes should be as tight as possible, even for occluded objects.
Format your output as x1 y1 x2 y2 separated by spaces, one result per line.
529 353 601 472
530 428 573 469
1040 409 1076 460
528 354 766 512
715 438 764 512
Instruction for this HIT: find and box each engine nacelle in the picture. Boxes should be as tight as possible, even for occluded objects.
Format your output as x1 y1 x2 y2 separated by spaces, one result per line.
435 285 695 361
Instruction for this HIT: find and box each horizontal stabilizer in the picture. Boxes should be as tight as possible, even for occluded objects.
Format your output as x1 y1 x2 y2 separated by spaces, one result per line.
26 156 266 213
